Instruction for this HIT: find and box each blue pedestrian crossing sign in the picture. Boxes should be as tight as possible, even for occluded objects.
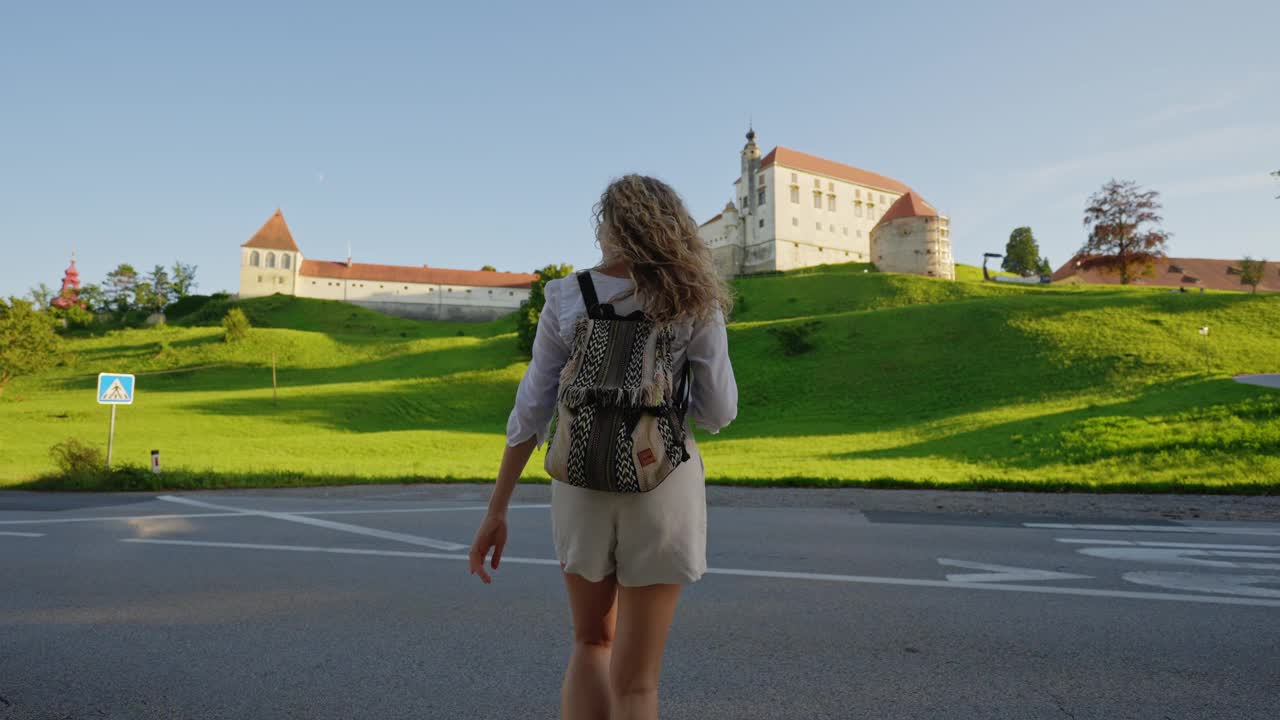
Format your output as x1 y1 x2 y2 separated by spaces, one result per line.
97 373 135 405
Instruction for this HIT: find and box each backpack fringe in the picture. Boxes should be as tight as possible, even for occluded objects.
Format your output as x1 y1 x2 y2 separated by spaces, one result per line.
558 316 590 387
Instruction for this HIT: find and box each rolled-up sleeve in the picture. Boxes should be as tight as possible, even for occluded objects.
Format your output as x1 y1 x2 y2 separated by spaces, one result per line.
686 308 738 434
505 279 571 448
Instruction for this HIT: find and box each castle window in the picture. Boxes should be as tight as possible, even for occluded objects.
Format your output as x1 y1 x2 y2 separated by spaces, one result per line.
843 227 848 235
827 196 836 212
828 182 835 192
265 252 276 268
281 254 291 270
815 222 822 230
758 189 766 205
510 291 514 296
488 289 493 294
813 179 820 188
758 174 765 186
792 217 799 227
790 172 797 183
250 251 260 267
257 275 263 282
794 243 799 248
466 289 472 293
829 224 835 232
813 192 822 209
790 187 799 203
855 189 861 199
758 219 764 228
741 196 748 208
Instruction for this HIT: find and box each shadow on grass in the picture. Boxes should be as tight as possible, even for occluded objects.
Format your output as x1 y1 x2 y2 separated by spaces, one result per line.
831 376 1280 471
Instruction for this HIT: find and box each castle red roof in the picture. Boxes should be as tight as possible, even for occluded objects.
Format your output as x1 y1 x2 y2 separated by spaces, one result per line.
1052 255 1280 293
242 210 300 252
299 260 537 289
875 191 939 227
761 146 912 195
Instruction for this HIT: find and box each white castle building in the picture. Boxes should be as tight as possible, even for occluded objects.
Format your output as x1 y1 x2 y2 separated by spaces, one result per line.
698 129 953 279
238 210 537 321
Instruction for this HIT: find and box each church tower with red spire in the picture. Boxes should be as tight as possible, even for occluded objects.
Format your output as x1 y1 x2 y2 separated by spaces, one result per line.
51 253 84 309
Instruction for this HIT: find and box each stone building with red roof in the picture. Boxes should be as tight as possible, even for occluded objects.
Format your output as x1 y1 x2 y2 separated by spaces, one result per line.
239 210 537 321
698 129 952 278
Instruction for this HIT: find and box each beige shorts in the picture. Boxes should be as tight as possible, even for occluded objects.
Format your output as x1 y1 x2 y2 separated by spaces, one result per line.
551 452 707 587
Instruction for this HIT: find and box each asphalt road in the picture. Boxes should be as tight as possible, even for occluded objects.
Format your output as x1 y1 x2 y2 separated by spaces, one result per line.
2 484 1278 720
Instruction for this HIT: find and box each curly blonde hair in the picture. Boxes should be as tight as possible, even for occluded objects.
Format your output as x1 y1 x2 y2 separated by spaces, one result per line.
592 174 734 324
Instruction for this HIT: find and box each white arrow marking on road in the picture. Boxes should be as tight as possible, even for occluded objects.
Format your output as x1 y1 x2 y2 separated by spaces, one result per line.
157 495 467 552
1122 571 1280 599
1077 547 1280 571
937 558 1092 583
0 531 45 537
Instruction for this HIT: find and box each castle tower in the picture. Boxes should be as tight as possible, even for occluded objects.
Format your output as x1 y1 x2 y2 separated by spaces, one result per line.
239 209 303 298
870 191 954 279
51 253 83 309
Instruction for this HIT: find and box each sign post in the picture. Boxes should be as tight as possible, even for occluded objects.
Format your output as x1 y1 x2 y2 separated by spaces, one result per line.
97 373 135 469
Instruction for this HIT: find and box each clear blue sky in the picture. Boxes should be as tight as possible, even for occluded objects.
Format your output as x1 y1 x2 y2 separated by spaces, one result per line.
2 0 1277 298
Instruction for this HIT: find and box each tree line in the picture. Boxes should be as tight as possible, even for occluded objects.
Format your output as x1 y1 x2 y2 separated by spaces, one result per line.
27 261 198 318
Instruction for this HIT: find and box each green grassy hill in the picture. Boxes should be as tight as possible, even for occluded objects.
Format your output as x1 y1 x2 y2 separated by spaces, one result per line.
4 263 1278 492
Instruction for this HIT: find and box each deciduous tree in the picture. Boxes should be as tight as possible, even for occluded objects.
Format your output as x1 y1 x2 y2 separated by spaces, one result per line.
516 263 574 355
1239 256 1267 294
0 298 61 398
104 263 138 312
1001 227 1047 277
170 262 198 298
1079 179 1170 285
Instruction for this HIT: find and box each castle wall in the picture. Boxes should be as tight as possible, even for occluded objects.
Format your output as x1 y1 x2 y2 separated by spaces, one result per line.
294 273 530 313
348 300 516 322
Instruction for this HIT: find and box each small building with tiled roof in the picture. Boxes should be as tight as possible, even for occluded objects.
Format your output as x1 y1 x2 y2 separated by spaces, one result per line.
1052 255 1280 293
239 210 537 321
698 128 949 278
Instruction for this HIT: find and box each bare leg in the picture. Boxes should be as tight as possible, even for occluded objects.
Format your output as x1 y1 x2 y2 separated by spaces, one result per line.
561 563 618 720
609 582 683 720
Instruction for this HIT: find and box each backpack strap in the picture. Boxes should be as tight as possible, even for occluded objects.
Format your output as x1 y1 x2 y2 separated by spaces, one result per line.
576 271 601 316
578 270 646 321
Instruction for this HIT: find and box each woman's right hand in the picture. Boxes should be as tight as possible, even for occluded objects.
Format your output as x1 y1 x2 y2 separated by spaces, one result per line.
468 512 508 584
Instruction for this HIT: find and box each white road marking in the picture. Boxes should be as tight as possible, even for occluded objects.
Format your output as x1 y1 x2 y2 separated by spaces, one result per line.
122 538 1280 608
0 530 45 537
121 538 559 565
0 512 246 526
937 558 1091 583
157 495 467 552
1056 538 1279 551
1123 571 1280 599
1077 546 1280 571
300 504 550 516
1024 523 1280 537
0 504 549 526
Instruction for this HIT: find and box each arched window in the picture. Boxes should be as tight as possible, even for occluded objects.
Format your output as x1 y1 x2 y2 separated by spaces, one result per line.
250 251 260 267
266 252 276 268
281 254 291 270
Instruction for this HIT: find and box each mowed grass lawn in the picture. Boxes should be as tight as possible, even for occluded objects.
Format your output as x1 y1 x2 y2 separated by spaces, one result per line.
3 263 1278 492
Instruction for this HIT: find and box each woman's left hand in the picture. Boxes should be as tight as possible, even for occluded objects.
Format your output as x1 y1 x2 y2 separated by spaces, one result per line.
468 512 508 584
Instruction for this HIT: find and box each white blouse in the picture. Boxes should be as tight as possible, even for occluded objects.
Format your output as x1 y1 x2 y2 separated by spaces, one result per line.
505 270 738 448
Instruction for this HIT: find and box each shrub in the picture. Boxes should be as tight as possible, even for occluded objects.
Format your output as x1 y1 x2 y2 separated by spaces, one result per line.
767 320 822 356
49 437 105 476
222 307 251 343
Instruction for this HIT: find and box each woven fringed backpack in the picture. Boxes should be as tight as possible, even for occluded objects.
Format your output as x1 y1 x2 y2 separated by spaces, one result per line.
544 271 692 493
